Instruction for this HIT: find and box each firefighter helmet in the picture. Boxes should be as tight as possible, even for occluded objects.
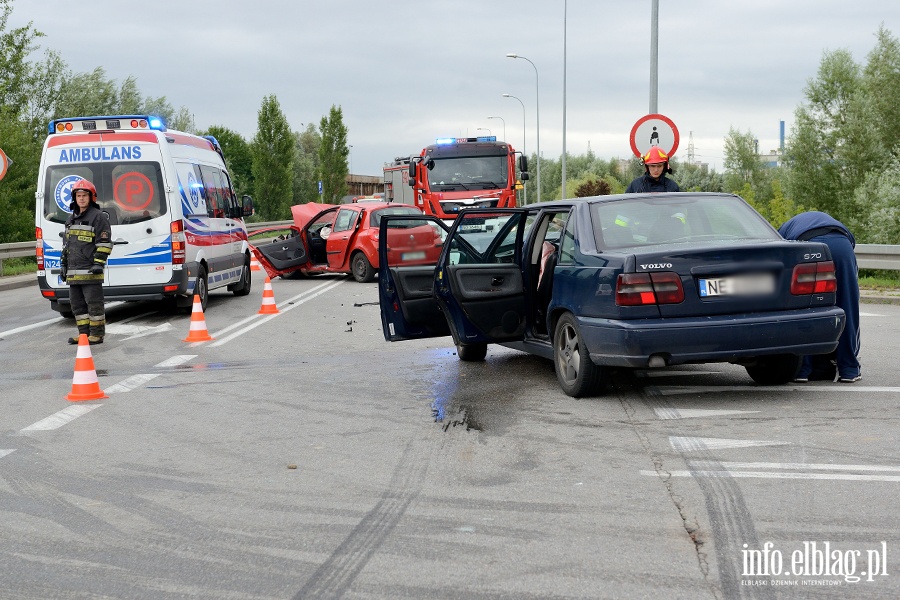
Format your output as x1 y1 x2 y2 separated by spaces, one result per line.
69 179 99 211
71 179 97 200
642 147 668 165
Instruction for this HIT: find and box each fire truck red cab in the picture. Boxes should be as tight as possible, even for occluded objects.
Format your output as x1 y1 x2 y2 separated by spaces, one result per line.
384 136 528 221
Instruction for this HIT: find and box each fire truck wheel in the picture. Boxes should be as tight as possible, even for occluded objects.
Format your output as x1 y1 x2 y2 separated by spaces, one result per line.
351 252 376 283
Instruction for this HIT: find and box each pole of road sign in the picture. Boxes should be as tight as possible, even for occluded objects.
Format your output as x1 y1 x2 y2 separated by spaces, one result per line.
650 0 659 113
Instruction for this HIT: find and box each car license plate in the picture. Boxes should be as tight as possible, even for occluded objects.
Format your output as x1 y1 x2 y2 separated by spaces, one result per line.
699 273 775 297
401 251 426 261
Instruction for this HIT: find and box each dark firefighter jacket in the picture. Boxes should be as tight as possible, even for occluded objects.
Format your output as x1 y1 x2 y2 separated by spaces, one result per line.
61 204 112 284
625 172 681 193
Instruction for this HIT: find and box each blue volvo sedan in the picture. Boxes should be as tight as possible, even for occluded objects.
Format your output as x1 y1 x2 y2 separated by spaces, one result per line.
377 193 846 397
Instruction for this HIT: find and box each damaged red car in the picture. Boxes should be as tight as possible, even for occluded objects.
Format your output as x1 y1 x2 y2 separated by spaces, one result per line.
251 202 444 282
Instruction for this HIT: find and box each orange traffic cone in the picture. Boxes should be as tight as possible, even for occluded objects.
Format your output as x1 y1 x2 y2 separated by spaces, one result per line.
258 276 279 314
249 252 261 272
182 294 214 342
66 334 108 402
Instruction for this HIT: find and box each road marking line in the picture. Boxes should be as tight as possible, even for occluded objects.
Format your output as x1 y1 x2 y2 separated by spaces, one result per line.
105 373 160 394
641 469 900 483
0 449 15 459
649 384 900 396
860 312 884 317
670 436 788 452
20 404 101 432
0 316 63 337
688 461 900 473
654 408 761 420
154 355 196 368
636 370 723 378
208 279 346 347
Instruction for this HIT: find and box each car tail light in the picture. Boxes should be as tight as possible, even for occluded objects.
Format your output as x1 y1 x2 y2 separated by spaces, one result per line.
791 261 836 295
35 227 44 269
171 220 186 264
616 272 684 306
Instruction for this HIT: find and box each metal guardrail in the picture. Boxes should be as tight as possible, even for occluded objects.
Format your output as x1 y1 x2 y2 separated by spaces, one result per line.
3 234 900 270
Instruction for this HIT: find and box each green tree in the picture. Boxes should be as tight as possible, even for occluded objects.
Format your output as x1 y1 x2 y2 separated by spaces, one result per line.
251 94 295 220
723 128 766 192
317 105 349 204
849 156 900 244
53 66 119 118
784 47 880 224
294 124 321 204
0 106 39 242
202 126 254 199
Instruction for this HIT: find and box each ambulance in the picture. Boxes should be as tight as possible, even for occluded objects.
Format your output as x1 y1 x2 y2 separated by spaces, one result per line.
35 115 254 316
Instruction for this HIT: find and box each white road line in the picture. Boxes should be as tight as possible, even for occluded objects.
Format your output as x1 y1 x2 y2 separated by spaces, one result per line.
0 316 63 337
670 436 789 452
860 311 884 317
154 355 197 368
636 370 723 378
105 373 160 394
641 470 900 483
0 449 15 459
649 385 900 396
654 408 761 420
688 461 900 473
208 278 346 347
20 404 101 432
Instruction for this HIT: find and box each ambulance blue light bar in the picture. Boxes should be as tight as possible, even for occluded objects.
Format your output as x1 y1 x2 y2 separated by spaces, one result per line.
48 115 167 135
435 136 497 145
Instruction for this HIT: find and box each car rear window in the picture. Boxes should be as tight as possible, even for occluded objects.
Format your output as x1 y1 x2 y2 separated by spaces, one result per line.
592 194 780 249
371 206 422 227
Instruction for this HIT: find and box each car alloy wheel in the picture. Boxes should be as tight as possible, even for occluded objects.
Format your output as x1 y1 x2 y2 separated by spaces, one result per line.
553 313 604 397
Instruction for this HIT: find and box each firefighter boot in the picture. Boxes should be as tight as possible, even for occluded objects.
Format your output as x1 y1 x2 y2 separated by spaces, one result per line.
68 318 90 345
88 316 105 345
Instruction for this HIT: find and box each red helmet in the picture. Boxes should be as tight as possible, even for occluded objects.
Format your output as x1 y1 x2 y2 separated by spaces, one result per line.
642 147 669 165
71 179 97 200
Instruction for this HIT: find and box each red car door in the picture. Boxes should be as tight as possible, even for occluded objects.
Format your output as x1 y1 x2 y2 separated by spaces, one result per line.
326 206 361 270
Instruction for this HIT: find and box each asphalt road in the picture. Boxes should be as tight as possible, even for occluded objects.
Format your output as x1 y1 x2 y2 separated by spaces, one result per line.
1 271 898 599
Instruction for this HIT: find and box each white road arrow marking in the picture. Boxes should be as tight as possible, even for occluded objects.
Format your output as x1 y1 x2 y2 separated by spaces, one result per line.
654 408 761 420
669 436 788 452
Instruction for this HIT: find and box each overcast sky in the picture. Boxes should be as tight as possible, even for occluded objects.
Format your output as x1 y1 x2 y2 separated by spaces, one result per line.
10 1 899 176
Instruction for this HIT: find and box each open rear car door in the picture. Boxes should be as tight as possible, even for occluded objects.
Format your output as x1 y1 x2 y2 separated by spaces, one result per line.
378 209 530 355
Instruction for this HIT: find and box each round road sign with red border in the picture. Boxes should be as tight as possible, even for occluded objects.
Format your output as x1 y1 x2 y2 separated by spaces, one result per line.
629 113 680 159
114 171 155 212
0 147 10 181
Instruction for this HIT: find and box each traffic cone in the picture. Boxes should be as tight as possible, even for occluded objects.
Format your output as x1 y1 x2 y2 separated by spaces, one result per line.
65 334 108 402
182 294 214 342
258 276 279 314
249 251 262 271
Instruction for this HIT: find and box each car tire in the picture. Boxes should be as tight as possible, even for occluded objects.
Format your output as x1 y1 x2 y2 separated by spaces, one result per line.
745 354 802 385
553 312 604 398
456 342 487 362
232 255 252 296
351 252 376 283
182 265 209 314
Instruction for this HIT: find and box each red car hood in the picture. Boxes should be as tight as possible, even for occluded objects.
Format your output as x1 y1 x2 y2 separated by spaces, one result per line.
291 203 334 229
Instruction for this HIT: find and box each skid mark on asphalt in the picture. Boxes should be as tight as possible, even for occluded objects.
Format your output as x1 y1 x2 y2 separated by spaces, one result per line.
292 437 432 599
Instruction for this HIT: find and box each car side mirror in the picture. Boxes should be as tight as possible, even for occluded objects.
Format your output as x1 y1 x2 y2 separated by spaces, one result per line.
242 195 254 217
518 155 529 173
520 173 530 181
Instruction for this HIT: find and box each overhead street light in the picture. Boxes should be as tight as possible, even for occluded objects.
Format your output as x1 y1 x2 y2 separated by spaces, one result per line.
503 93 527 205
486 116 506 141
506 52 540 203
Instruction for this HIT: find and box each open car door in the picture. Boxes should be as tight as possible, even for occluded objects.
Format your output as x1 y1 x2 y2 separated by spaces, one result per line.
378 209 529 355
251 230 309 279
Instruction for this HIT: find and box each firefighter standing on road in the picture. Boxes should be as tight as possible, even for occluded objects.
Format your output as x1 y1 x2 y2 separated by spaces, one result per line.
61 179 112 345
626 147 681 193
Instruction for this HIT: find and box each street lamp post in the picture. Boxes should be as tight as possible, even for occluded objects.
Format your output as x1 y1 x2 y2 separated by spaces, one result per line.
503 93 527 205
486 116 506 142
476 127 491 137
506 53 540 203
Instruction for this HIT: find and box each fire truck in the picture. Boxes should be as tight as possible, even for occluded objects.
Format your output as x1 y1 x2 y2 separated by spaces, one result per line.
383 136 528 221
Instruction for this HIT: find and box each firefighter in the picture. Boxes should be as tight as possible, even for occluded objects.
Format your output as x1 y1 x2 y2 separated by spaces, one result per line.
626 147 681 193
779 211 861 383
61 179 112 345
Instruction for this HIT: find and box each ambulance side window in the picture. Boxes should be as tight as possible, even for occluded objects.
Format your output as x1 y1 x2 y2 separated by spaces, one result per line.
221 171 240 218
199 165 225 218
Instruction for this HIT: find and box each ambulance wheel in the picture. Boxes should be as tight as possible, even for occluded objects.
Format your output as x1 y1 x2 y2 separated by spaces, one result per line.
351 252 375 283
233 256 252 296
194 266 209 313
